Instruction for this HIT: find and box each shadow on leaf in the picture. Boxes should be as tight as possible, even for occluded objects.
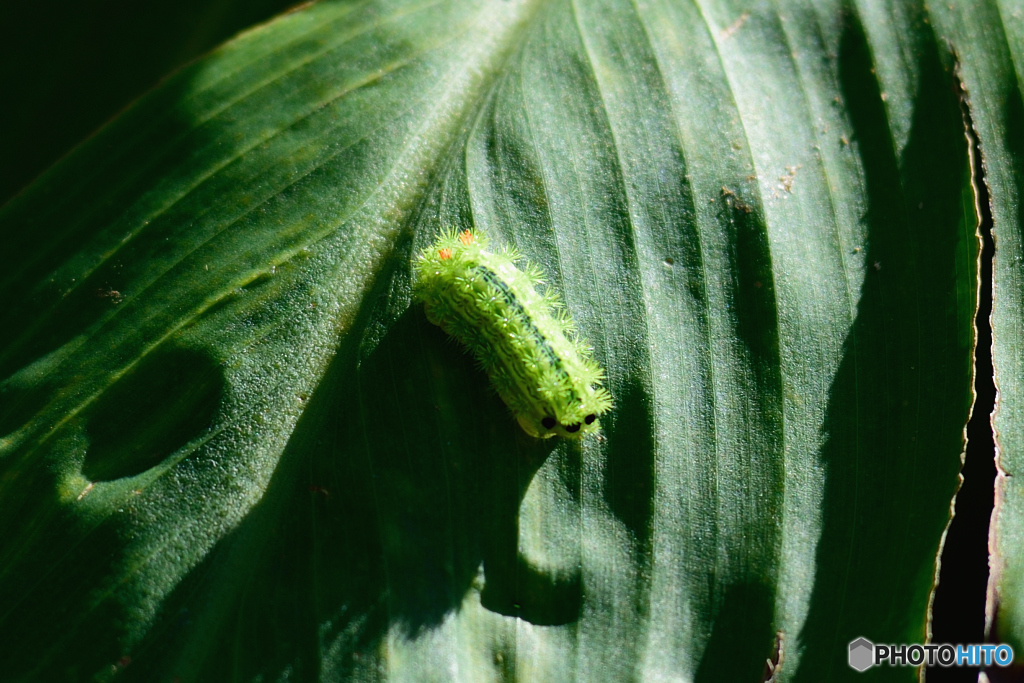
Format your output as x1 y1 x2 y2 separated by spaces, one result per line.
794 11 974 682
83 345 224 482
121 270 573 680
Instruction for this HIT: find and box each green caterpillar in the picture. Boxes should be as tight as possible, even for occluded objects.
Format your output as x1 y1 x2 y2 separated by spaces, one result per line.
413 228 612 438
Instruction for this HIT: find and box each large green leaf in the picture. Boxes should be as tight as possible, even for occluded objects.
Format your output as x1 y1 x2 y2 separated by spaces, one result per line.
0 0 988 680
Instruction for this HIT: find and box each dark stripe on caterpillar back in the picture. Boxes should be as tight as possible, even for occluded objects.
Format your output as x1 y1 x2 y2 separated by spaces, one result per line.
473 265 572 388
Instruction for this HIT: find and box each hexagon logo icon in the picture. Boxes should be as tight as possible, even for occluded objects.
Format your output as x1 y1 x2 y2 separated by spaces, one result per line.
848 638 874 672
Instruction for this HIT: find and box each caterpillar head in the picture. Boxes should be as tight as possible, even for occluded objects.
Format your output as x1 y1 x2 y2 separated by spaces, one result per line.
516 386 612 439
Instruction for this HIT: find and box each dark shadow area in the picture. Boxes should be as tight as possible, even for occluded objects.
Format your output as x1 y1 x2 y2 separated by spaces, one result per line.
601 380 656 557
82 345 224 481
351 309 561 631
794 13 975 683
719 176 784 392
481 554 582 626
0 442 125 681
115 268 571 681
694 581 777 683
927 76 999 683
988 658 1024 682
0 504 155 682
0 369 58 441
0 0 298 205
